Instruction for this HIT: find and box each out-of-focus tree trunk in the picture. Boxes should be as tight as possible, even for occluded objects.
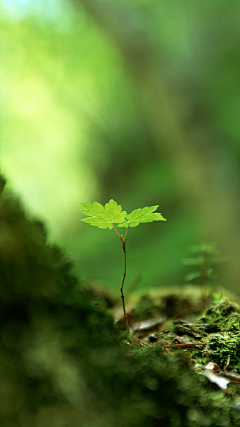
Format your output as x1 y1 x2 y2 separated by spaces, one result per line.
73 0 240 293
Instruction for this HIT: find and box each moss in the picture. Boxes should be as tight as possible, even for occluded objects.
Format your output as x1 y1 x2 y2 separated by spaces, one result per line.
178 301 240 372
189 324 208 337
199 300 240 325
189 331 240 369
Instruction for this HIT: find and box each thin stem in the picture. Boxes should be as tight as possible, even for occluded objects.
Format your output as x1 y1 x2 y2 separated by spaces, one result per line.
123 224 130 242
203 241 208 287
112 223 130 333
112 223 123 242
120 240 129 333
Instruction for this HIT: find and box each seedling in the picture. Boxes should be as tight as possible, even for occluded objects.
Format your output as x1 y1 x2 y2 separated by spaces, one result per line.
80 199 166 332
182 242 226 287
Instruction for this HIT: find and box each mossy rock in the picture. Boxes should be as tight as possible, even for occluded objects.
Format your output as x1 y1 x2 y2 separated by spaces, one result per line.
1 175 240 427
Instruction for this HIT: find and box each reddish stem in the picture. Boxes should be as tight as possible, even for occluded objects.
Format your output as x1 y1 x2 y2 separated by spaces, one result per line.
112 223 130 333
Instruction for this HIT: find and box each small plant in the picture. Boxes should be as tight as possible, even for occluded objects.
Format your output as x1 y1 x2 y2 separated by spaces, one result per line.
182 242 226 287
80 199 166 332
212 291 223 304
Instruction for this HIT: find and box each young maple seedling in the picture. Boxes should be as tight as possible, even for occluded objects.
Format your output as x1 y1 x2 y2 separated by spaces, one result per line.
182 242 226 287
80 199 166 333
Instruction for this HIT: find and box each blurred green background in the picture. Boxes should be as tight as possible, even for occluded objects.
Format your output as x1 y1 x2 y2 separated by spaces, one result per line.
1 0 240 295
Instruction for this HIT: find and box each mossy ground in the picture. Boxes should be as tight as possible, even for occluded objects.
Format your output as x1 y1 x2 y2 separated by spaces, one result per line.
117 285 240 370
1 175 240 426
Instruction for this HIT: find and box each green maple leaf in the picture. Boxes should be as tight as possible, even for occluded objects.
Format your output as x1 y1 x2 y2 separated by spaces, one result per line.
80 199 127 229
118 205 167 228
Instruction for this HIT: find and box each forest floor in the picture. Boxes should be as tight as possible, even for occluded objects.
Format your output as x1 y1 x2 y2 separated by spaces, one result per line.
94 283 240 407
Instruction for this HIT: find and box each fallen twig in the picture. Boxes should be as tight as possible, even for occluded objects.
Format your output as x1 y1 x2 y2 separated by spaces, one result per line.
163 342 207 349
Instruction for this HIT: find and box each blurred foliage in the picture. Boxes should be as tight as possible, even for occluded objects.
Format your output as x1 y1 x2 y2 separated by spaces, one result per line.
1 0 240 292
183 242 227 285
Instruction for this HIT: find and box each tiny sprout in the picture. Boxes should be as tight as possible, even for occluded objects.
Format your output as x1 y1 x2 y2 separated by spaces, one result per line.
80 199 166 333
